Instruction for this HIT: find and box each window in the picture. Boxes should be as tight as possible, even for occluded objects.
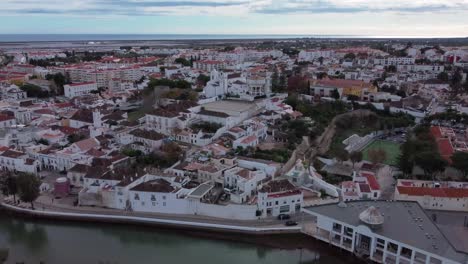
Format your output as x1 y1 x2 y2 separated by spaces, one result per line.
279 205 290 213
163 196 166 200
275 201 278 205
134 193 140 200
152 202 156 206
151 195 156 201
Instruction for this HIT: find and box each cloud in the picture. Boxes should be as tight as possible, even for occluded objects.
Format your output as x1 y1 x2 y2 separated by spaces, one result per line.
1 0 467 16
1 0 248 16
252 0 468 14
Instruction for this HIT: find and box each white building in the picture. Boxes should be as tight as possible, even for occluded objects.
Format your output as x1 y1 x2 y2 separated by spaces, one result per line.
298 50 335 62
303 201 468 264
0 149 40 175
0 115 16 128
374 57 416 66
193 60 227 71
224 166 267 204
257 179 303 217
64 82 98 98
394 180 468 212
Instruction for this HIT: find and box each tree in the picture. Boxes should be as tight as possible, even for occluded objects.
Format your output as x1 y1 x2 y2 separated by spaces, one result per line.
0 173 18 203
20 84 49 98
316 72 327 80
347 94 360 102
350 151 363 168
197 74 210 86
175 58 191 67
318 57 324 65
385 65 397 73
335 149 349 164
368 148 387 165
414 152 447 180
397 138 414 177
37 138 49 145
17 173 41 209
451 69 463 87
451 152 468 179
344 53 356 60
437 72 449 82
330 89 340 100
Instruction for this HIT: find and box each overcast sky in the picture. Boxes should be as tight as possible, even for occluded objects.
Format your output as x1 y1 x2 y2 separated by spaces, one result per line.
1 0 467 36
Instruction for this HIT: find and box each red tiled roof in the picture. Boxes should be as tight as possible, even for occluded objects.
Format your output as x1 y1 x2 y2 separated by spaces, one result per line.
67 82 96 87
241 135 257 144
359 183 371 193
267 189 302 198
436 138 454 162
397 186 468 198
0 146 9 152
361 172 380 191
430 126 442 138
0 114 14 122
431 126 455 163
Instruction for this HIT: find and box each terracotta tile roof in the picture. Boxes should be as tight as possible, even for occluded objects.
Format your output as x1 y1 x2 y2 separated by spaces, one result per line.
361 172 380 191
74 138 99 152
69 164 92 173
397 186 468 198
130 178 175 193
148 101 197 118
259 179 297 193
241 135 257 144
315 78 373 89
0 146 9 152
430 126 443 138
130 129 165 141
0 149 24 158
237 169 254 180
0 114 14 122
359 183 371 193
70 109 93 123
85 148 106 157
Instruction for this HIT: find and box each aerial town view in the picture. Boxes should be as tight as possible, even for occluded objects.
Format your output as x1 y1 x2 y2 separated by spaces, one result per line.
0 1 468 264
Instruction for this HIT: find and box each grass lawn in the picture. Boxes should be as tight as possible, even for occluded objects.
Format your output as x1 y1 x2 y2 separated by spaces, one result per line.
362 140 401 166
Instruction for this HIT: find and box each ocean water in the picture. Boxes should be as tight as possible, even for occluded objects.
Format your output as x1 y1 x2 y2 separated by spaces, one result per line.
0 34 389 42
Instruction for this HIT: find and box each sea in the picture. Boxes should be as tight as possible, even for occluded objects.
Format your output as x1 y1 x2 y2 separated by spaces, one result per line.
0 34 456 42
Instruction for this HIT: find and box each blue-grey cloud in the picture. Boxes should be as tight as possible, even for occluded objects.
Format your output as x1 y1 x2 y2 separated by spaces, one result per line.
97 0 248 7
2 0 468 16
254 2 465 14
3 0 248 16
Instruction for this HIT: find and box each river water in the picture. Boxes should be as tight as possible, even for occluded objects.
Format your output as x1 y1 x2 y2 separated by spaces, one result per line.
0 214 356 264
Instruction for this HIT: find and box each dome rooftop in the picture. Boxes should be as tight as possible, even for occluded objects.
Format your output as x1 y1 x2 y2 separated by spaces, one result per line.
359 206 384 226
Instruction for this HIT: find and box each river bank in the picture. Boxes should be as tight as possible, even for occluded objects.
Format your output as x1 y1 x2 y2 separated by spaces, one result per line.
0 207 363 264
0 201 301 235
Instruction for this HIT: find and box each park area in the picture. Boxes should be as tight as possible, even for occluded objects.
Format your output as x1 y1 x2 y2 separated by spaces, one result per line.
362 140 401 166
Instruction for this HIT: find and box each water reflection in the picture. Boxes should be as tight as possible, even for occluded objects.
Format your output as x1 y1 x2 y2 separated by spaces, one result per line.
0 217 48 253
0 214 355 264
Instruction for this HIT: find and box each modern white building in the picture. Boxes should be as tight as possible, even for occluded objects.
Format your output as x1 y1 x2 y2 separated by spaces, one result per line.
303 201 468 264
374 57 416 66
64 82 98 98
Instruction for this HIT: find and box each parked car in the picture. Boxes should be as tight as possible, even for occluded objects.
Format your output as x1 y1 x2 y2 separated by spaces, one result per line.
277 214 290 220
285 221 298 226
